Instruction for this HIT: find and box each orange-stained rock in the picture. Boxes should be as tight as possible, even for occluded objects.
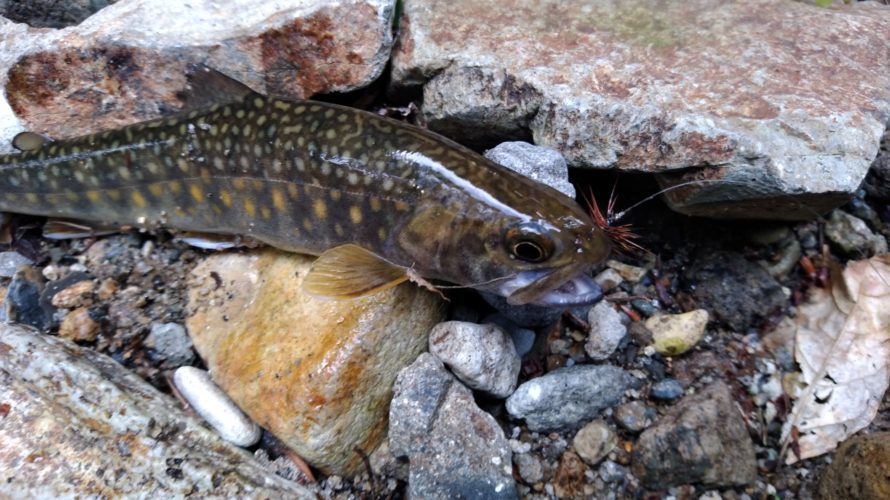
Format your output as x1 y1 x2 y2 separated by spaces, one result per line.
186 249 445 474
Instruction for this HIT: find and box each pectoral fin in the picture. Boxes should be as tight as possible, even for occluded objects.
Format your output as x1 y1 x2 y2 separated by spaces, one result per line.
43 219 120 239
303 244 409 299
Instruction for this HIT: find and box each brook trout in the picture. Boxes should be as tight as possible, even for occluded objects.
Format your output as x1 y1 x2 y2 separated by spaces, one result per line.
0 87 610 306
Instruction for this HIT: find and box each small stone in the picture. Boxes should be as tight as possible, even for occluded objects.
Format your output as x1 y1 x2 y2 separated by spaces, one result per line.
428 321 520 398
514 453 544 484
606 260 647 283
613 401 655 433
585 302 626 360
816 431 890 500
173 366 261 448
145 323 194 368
390 354 517 499
0 251 33 278
627 322 653 346
485 141 576 198
6 266 52 331
552 451 586 499
593 268 624 292
96 278 118 300
572 420 616 467
50 280 96 309
631 299 658 318
599 460 627 483
650 378 685 402
825 209 888 256
58 308 100 342
506 365 638 431
646 309 709 356
632 381 757 489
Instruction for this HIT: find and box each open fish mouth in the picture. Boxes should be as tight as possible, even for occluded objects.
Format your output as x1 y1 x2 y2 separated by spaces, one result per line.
498 269 604 307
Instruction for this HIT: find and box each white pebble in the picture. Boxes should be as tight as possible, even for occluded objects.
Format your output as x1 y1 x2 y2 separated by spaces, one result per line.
173 366 261 447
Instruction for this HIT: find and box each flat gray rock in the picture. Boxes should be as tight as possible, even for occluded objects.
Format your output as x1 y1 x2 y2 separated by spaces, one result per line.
505 364 637 431
393 0 890 219
390 354 518 499
0 324 311 498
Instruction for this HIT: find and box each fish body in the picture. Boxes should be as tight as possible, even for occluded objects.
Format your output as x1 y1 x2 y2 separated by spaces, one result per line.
0 95 610 305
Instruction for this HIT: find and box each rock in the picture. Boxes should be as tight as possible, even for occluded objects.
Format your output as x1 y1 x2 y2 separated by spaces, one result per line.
593 268 624 292
816 431 890 500
632 381 757 489
0 0 396 150
552 451 586 499
485 141 576 198
173 366 261 447
599 460 628 484
393 0 890 219
513 453 544 484
506 365 637 431
389 354 517 499
58 307 100 342
1 0 118 28
613 401 655 433
186 250 444 474
683 250 786 331
428 321 520 398
0 324 312 498
482 313 537 358
650 378 685 402
864 127 890 200
0 251 32 278
50 279 96 309
645 309 709 356
572 420 616 467
4 266 53 331
825 209 888 256
606 260 648 283
145 322 195 368
480 291 564 328
585 302 626 360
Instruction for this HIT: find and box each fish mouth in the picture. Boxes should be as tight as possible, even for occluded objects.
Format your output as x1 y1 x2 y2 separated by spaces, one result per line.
498 269 604 307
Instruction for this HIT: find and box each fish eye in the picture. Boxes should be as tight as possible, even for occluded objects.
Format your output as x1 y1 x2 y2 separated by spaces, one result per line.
504 223 555 263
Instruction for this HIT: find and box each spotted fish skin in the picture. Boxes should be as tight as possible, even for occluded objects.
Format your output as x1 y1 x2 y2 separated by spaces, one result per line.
0 95 610 305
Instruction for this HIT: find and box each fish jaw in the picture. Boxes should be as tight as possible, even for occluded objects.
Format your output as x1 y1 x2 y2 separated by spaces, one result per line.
497 269 604 307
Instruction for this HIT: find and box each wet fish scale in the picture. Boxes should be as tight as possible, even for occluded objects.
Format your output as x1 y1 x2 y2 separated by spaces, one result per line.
0 94 611 306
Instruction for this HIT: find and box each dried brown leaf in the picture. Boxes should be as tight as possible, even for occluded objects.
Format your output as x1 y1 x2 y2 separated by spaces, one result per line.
781 254 890 463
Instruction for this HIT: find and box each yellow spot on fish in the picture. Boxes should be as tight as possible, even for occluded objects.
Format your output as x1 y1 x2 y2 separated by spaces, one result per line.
369 197 382 212
148 183 164 197
287 184 299 199
131 191 147 208
189 184 204 202
232 179 246 190
330 189 341 201
107 189 121 201
85 190 100 203
118 167 132 180
349 206 363 224
395 201 409 212
25 193 39 203
347 172 360 185
261 207 272 220
378 227 387 241
169 180 182 193
325 129 337 140
313 199 328 220
65 191 79 202
177 159 190 173
250 179 263 191
253 97 265 108
243 198 256 217
272 188 286 210
334 223 344 236
303 218 313 231
219 190 232 207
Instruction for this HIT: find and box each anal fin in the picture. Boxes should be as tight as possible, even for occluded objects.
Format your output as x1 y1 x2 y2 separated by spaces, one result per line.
303 244 409 299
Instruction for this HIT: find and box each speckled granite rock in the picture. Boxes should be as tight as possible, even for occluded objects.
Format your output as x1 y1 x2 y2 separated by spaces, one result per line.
0 0 396 149
186 250 444 475
0 324 311 498
392 0 890 219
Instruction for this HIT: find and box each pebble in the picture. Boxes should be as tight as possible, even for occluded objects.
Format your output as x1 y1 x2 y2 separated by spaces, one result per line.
592 268 623 293
485 141 576 198
58 307 100 342
552 451 586 498
50 280 95 309
613 401 655 432
173 366 261 447
428 321 520 398
145 322 195 368
389 354 517 499
816 431 890 499
599 460 628 483
825 209 888 256
5 266 53 331
606 260 647 282
514 453 544 484
585 302 626 360
631 299 658 317
572 419 616 466
650 378 685 402
645 309 709 356
0 251 32 278
632 381 757 489
506 365 638 431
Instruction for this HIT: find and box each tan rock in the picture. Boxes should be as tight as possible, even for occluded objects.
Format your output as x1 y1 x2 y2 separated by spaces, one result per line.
51 279 96 309
645 309 709 356
58 307 100 342
0 0 396 147
186 249 445 475
817 432 890 500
